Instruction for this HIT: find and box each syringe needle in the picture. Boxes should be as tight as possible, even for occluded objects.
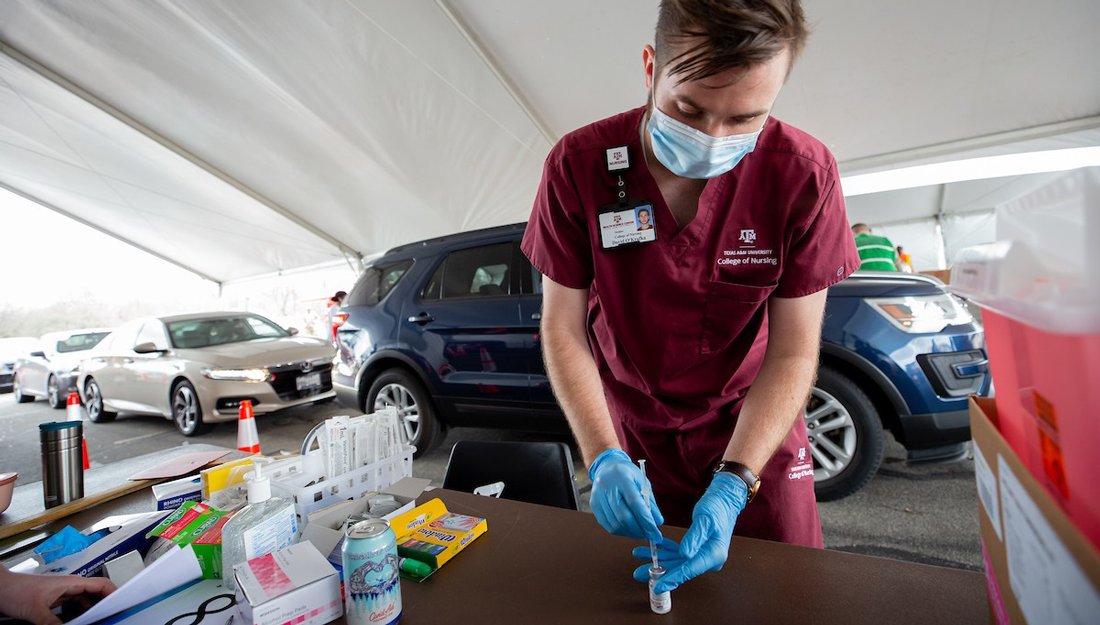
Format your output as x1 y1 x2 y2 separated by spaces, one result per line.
638 459 659 569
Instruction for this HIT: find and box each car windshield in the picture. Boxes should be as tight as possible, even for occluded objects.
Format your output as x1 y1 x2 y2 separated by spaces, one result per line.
55 332 111 354
167 315 288 349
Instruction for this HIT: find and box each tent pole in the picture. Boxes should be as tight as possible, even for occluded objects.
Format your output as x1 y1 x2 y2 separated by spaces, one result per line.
935 185 949 269
0 39 361 262
434 0 557 146
840 115 1100 175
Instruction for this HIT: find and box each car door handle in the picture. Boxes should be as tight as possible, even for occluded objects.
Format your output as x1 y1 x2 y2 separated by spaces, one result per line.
408 313 435 325
531 313 542 321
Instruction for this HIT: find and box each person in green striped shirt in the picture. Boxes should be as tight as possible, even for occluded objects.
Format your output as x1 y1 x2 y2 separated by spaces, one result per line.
851 223 902 272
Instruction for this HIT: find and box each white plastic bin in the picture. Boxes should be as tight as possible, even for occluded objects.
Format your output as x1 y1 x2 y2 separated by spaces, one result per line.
254 445 415 529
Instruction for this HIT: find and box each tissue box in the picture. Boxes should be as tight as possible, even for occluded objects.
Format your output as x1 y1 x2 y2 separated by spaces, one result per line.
234 542 342 625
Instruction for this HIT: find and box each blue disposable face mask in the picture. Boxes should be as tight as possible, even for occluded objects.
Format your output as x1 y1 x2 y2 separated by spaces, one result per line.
646 96 764 179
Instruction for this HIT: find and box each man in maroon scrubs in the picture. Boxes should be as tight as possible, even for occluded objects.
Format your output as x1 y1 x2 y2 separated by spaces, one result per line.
521 0 859 593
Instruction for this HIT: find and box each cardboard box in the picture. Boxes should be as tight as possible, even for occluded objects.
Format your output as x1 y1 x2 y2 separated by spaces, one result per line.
970 396 1100 623
234 542 342 625
201 455 263 499
300 477 429 574
145 501 233 578
191 514 232 579
22 510 170 577
152 475 203 510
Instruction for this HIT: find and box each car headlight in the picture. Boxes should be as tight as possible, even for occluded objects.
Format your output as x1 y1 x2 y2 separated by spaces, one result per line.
868 294 974 334
202 368 271 383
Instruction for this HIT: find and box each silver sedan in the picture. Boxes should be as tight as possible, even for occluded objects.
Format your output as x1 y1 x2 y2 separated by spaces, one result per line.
77 312 336 436
13 329 112 408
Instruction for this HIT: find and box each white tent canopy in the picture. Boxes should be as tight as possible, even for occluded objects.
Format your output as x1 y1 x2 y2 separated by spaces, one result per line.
2 0 1097 283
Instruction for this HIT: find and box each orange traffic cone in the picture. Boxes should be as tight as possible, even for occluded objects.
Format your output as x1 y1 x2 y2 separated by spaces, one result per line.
237 400 261 454
67 393 91 470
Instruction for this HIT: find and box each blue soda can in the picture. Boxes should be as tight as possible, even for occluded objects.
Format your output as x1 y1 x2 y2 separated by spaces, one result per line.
342 519 402 625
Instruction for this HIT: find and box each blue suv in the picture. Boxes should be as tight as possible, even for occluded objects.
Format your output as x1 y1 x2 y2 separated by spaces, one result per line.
333 223 990 500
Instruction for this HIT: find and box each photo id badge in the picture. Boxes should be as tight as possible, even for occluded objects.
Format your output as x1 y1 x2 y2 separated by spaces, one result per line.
598 200 657 250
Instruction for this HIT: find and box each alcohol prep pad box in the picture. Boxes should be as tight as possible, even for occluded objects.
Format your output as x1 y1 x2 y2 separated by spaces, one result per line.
234 542 343 625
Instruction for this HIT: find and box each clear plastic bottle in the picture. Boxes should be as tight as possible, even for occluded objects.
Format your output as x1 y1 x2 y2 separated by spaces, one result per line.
220 460 298 590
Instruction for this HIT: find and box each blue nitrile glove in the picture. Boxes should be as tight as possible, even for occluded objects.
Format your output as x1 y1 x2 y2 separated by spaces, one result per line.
630 472 747 593
588 448 664 541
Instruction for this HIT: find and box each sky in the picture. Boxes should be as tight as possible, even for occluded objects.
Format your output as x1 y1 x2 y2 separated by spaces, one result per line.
0 187 360 339
0 189 216 306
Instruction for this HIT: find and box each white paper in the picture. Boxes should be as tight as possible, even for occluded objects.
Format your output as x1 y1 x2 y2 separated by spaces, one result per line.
107 579 238 625
103 550 145 587
999 455 1100 625
65 544 202 625
972 440 1002 542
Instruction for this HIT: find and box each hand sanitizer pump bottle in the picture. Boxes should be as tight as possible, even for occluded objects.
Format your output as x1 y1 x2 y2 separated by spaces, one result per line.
221 459 298 590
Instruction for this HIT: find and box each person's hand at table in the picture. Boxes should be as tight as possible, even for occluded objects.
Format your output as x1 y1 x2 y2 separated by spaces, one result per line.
0 567 116 625
631 473 748 593
588 448 664 541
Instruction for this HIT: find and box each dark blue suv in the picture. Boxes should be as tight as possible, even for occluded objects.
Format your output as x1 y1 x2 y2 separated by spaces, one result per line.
333 223 990 500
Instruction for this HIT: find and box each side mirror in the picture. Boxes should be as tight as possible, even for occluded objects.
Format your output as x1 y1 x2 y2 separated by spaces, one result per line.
29 351 46 359
287 327 299 336
133 342 164 354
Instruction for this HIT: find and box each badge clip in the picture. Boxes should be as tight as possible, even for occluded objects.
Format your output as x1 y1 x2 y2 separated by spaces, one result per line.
605 145 631 174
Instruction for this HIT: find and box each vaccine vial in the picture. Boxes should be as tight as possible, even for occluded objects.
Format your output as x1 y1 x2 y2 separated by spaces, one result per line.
649 564 671 614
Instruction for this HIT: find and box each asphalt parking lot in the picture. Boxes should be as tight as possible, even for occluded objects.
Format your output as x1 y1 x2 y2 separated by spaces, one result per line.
0 393 981 571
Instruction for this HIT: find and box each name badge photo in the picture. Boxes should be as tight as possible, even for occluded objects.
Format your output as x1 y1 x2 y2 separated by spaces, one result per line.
599 203 656 249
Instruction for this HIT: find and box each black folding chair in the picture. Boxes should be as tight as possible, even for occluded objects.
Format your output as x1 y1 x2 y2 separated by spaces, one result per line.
442 440 580 511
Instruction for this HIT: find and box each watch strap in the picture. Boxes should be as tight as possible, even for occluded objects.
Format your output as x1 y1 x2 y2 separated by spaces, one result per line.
713 460 760 504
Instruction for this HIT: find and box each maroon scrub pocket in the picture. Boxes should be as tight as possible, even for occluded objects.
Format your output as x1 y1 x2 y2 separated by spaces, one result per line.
700 280 776 355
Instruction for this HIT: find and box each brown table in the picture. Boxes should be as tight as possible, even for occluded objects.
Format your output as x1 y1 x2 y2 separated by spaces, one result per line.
3 484 990 624
341 489 990 624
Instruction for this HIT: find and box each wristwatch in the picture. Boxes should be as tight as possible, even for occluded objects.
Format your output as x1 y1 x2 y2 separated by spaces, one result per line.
712 460 761 504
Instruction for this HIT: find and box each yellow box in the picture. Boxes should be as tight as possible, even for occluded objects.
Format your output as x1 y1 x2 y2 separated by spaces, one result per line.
200 455 263 498
390 497 448 539
396 509 487 572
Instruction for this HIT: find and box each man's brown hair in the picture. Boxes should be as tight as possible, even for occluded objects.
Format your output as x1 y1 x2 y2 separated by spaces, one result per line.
655 0 809 83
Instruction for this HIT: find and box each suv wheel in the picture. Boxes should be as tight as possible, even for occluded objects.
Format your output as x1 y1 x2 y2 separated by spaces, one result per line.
366 368 441 458
84 378 117 422
806 365 885 501
172 380 213 436
13 375 33 403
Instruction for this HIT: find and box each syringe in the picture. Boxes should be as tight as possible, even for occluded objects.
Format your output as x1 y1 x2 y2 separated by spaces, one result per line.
639 459 671 614
637 459 658 570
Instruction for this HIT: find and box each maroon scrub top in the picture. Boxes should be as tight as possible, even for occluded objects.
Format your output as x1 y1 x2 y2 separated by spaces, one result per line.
522 107 859 547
